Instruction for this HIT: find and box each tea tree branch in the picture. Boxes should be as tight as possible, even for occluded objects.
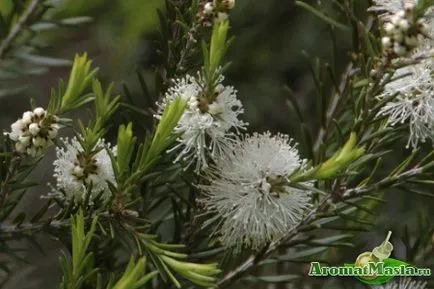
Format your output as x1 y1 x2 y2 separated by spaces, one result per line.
0 0 43 59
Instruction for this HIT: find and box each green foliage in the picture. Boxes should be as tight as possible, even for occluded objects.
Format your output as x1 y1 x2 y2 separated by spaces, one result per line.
154 0 202 86
130 96 186 184
308 132 365 180
0 0 92 98
139 234 221 288
47 53 99 115
202 19 233 96
59 211 157 289
113 123 136 184
59 210 98 289
1 1 434 289
76 79 120 154
110 257 157 289
295 1 349 31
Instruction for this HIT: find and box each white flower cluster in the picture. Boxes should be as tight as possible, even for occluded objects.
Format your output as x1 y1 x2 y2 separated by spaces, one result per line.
380 3 429 56
50 137 116 202
370 0 417 15
200 132 311 251
155 73 247 171
372 1 434 148
7 107 60 157
377 62 434 148
201 0 235 25
157 72 312 251
381 278 427 289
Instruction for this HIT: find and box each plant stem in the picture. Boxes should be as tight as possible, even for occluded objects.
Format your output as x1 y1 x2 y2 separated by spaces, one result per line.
313 62 354 155
0 155 22 208
312 16 375 158
0 209 139 235
0 0 43 59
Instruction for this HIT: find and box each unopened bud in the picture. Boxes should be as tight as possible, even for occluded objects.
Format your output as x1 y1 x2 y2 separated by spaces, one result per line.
33 107 46 117
28 123 40 136
15 142 27 153
33 137 47 147
382 36 392 48
22 111 33 125
204 2 214 14
19 136 31 146
384 22 395 33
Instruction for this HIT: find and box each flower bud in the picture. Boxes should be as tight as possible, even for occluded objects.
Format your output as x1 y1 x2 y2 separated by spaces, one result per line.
417 19 429 35
221 0 235 9
216 12 229 22
384 22 395 33
382 36 392 48
11 119 25 132
396 10 405 18
404 2 414 11
33 107 46 117
73 165 84 177
204 2 214 14
22 111 34 124
19 136 31 146
15 142 27 153
26 147 37 157
32 136 47 147
28 123 40 136
398 19 409 31
9 120 24 141
390 15 400 25
48 124 60 139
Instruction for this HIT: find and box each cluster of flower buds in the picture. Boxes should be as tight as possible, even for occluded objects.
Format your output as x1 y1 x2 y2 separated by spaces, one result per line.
200 0 235 26
7 107 60 157
381 3 429 57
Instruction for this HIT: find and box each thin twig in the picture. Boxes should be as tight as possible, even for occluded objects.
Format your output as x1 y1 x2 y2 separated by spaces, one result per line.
313 62 354 154
312 17 375 155
0 219 68 234
0 209 140 235
0 0 43 59
0 155 22 208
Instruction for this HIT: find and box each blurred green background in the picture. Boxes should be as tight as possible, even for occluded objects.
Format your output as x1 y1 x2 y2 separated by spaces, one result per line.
0 0 433 288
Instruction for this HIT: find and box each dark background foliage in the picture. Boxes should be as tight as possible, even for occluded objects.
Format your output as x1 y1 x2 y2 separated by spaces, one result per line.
0 0 433 288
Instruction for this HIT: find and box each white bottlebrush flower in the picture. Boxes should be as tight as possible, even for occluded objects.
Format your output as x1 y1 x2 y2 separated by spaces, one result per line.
5 107 60 157
376 60 434 148
370 1 433 57
380 278 427 289
51 137 116 202
369 0 416 15
155 73 247 171
200 132 311 251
